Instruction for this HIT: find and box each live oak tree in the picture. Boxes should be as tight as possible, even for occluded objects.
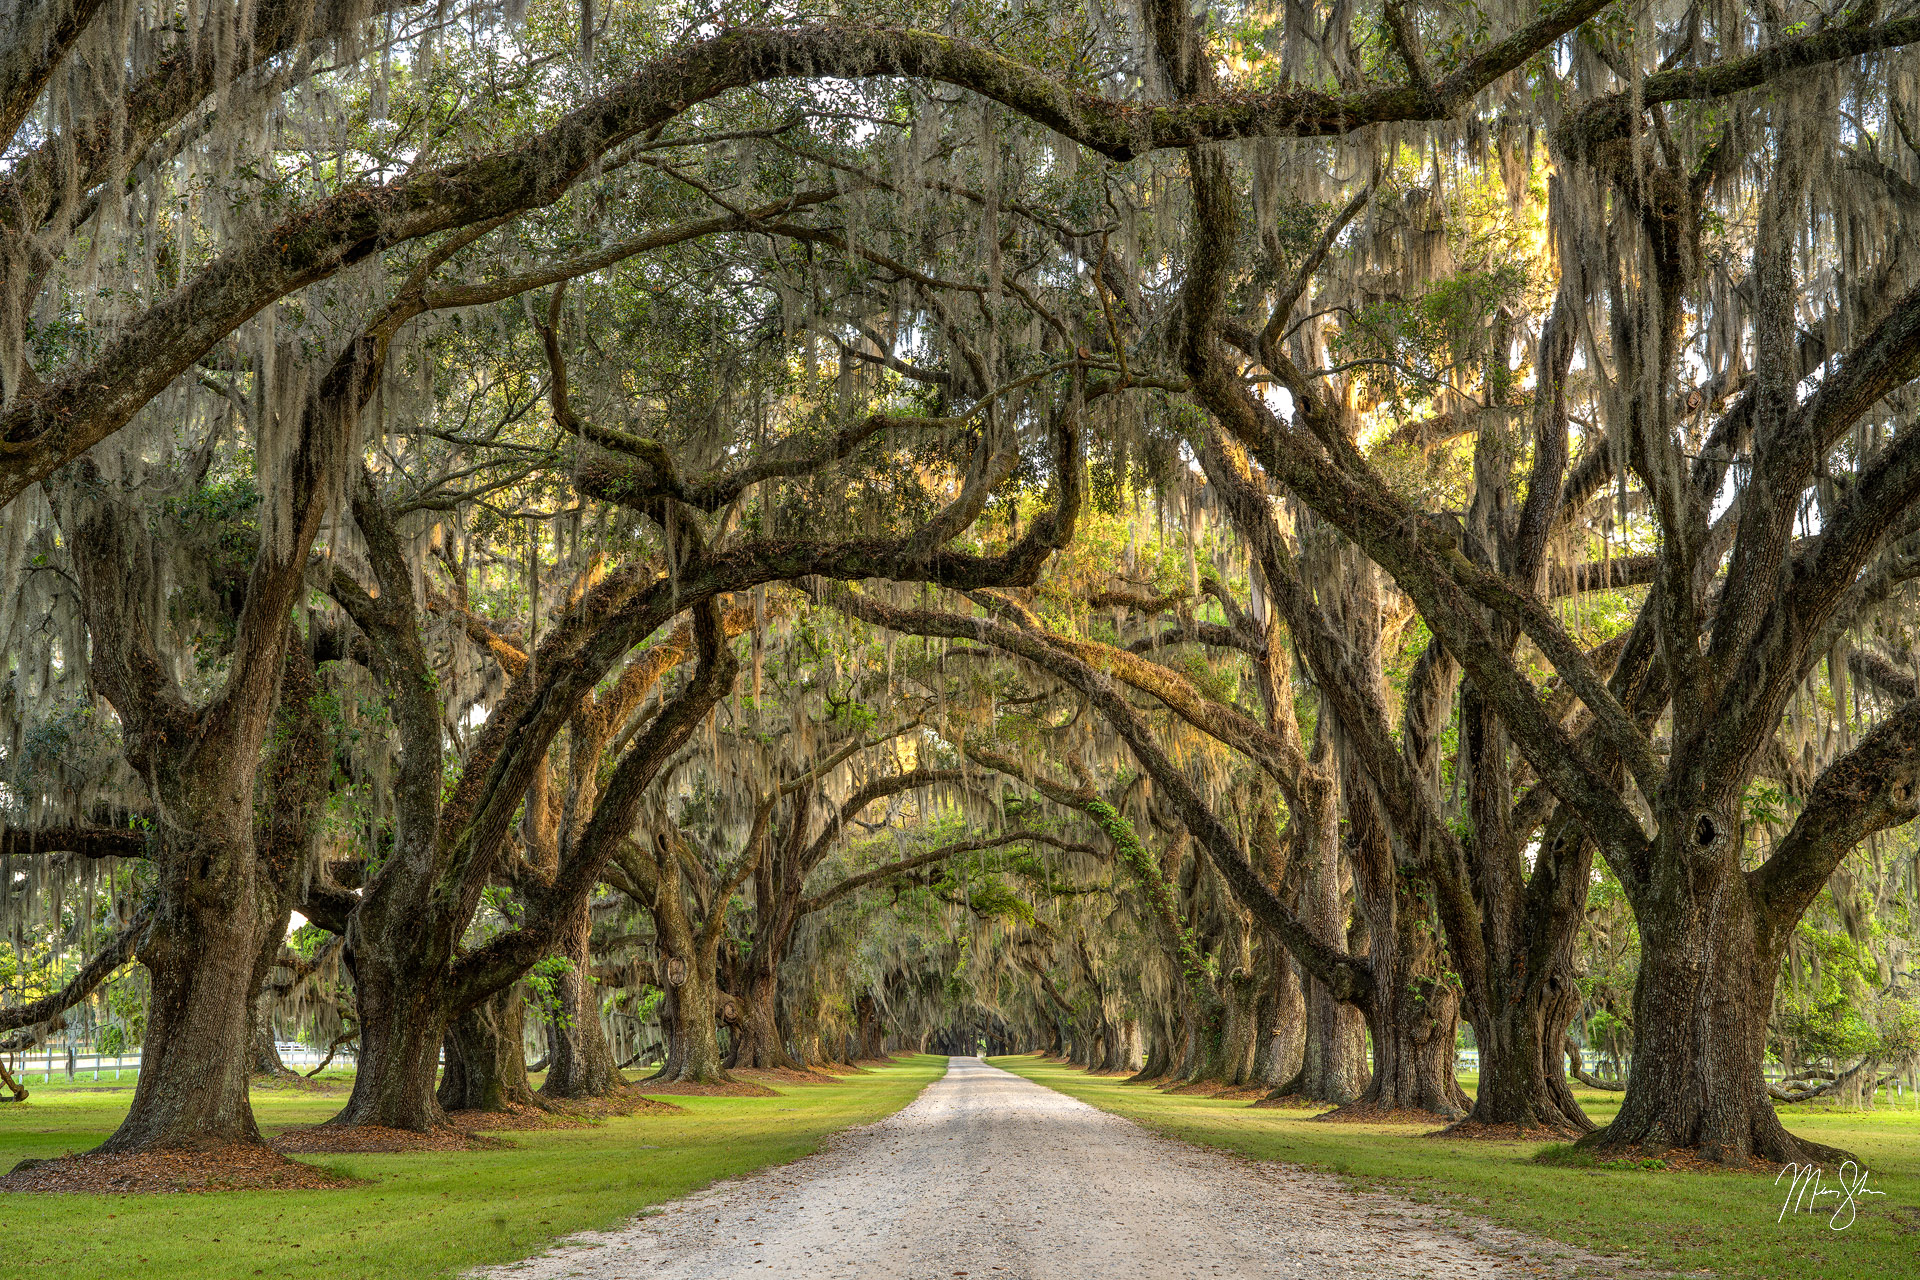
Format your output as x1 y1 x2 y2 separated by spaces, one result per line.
17 0 1920 1174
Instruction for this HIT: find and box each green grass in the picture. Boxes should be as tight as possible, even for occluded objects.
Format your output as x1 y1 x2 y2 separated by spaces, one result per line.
992 1055 1920 1280
0 1055 946 1280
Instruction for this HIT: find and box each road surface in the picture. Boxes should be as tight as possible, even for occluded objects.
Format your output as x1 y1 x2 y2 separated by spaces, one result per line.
474 1057 1624 1279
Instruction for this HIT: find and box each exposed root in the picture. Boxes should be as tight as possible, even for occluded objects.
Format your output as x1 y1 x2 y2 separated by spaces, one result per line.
1 1144 353 1193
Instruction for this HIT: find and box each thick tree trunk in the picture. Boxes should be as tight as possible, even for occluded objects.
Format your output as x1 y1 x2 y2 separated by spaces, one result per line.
1132 1006 1181 1081
1096 1019 1125 1074
1349 869 1472 1118
1287 853 1365 1101
1452 817 1595 1134
1581 853 1842 1164
652 963 729 1084
1465 965 1590 1131
99 855 266 1152
329 950 449 1130
855 993 887 1060
1221 970 1262 1086
1174 987 1230 1083
1251 956 1305 1086
539 903 623 1099
1272 771 1365 1103
1361 969 1470 1118
438 985 539 1112
728 966 802 1070
1289 975 1367 1102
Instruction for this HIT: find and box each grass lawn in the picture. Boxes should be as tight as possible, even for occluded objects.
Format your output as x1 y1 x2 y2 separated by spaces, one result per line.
992 1055 1920 1280
0 1055 946 1280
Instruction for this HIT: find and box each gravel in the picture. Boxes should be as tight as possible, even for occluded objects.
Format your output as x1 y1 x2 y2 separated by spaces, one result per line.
472 1057 1635 1280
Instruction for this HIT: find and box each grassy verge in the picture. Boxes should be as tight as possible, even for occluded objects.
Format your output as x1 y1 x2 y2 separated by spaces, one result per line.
991 1055 1920 1280
0 1054 946 1280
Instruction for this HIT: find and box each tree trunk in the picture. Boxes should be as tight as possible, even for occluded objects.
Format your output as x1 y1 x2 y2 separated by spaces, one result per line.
1288 974 1367 1102
1452 817 1595 1133
1174 987 1228 1083
250 1005 297 1080
728 965 801 1070
247 910 300 1083
856 993 886 1060
1465 963 1590 1130
1096 1019 1124 1074
98 855 266 1152
1348 866 1472 1118
1284 846 1365 1103
538 903 623 1099
438 985 540 1112
329 949 449 1130
1252 956 1305 1086
652 960 730 1085
1581 854 1842 1163
1131 1007 1179 1081
1221 970 1262 1086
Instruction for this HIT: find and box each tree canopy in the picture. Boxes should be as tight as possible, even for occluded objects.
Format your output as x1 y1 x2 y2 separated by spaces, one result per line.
8 0 1920 1174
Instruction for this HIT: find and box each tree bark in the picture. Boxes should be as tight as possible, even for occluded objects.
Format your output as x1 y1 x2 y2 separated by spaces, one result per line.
331 949 451 1130
1220 970 1262 1086
98 853 266 1152
1252 957 1305 1086
728 962 802 1071
539 902 624 1099
856 992 887 1060
1343 774 1471 1119
1580 843 1844 1163
439 986 539 1112
1285 803 1365 1103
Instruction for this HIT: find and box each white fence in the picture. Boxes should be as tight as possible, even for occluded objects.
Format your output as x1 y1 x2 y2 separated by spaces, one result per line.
5 1043 352 1082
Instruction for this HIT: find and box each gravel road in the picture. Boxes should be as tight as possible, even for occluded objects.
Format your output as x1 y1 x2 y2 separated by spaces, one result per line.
474 1057 1629 1280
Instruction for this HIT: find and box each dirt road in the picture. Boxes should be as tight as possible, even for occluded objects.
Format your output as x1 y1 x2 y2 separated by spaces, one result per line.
475 1057 1625 1279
